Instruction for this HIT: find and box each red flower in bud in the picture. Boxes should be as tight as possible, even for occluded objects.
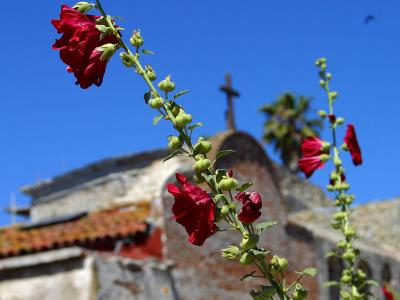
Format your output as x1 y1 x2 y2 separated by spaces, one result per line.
51 5 118 88
235 192 262 223
344 124 362 166
329 174 346 186
298 136 328 178
328 114 336 123
227 169 234 177
167 173 216 246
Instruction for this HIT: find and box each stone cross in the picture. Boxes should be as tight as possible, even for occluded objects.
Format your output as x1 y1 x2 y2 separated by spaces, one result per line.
219 74 240 131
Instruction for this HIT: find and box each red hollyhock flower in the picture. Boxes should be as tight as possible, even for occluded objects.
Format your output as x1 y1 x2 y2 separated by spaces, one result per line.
298 136 328 178
344 124 362 166
301 136 325 157
235 192 262 224
167 173 216 246
51 5 118 88
382 284 394 300
299 156 324 178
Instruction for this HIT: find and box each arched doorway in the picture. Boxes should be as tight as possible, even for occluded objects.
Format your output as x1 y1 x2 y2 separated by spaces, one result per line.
328 255 344 300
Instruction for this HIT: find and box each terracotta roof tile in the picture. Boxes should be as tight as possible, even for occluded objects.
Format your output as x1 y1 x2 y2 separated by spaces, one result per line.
0 205 149 258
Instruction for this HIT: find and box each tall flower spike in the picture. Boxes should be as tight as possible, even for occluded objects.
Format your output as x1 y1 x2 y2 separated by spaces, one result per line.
167 173 216 246
344 124 362 166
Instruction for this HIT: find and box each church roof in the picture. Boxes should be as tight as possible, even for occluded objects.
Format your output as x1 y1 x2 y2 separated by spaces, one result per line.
288 197 400 257
0 204 150 258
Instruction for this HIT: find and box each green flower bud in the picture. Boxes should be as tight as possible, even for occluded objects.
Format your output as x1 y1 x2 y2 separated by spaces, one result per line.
120 52 134 67
318 110 327 118
240 232 259 250
215 205 230 222
337 240 347 249
214 194 227 204
341 274 352 284
341 143 349 151
193 159 211 173
148 97 164 109
130 30 144 47
193 173 205 184
292 284 308 300
218 178 238 191
158 75 175 92
73 2 95 14
330 91 338 99
357 269 366 280
326 184 334 192
145 65 156 81
326 73 333 80
344 227 356 239
341 182 350 191
194 137 212 154
336 117 345 125
174 113 192 127
319 79 326 87
340 290 351 300
278 257 288 270
240 252 254 265
168 135 183 151
96 43 117 61
343 250 355 262
221 245 240 260
345 195 354 205
333 212 346 221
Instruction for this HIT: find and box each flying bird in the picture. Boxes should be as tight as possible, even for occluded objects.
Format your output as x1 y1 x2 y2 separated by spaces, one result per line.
364 15 376 24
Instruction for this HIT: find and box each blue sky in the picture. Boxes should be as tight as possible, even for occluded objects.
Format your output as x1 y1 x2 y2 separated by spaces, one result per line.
1 0 399 226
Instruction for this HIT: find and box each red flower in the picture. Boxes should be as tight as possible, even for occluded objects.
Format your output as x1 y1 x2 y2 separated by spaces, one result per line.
299 156 325 178
301 136 325 157
235 192 262 224
298 136 328 178
51 5 118 88
382 284 394 300
167 173 216 246
344 124 362 166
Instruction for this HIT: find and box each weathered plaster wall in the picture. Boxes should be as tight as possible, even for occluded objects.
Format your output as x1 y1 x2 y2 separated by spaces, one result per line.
0 256 95 300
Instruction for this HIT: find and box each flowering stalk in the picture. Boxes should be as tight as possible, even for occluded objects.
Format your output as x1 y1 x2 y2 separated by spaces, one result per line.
308 58 370 300
51 1 317 299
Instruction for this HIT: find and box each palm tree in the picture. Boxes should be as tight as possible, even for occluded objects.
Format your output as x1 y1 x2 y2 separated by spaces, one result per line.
260 93 323 172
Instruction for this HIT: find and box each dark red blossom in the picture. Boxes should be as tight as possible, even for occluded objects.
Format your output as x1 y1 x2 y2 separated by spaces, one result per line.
344 124 362 166
235 192 262 224
167 173 216 246
382 284 394 300
298 136 328 178
51 5 118 88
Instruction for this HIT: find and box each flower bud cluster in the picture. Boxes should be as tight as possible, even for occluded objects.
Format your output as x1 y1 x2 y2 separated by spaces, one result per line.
130 30 144 48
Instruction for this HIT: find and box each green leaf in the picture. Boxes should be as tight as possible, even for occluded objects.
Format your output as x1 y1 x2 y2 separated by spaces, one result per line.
173 90 190 100
144 91 151 104
236 182 253 192
188 122 203 132
255 221 277 233
302 267 317 277
325 251 337 258
216 149 236 160
163 150 180 162
323 281 339 288
250 249 269 259
240 271 257 281
141 49 155 55
153 115 163 125
96 25 109 32
364 280 378 286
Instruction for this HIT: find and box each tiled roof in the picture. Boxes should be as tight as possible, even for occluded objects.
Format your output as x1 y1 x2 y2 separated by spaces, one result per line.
0 205 149 258
288 198 400 254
